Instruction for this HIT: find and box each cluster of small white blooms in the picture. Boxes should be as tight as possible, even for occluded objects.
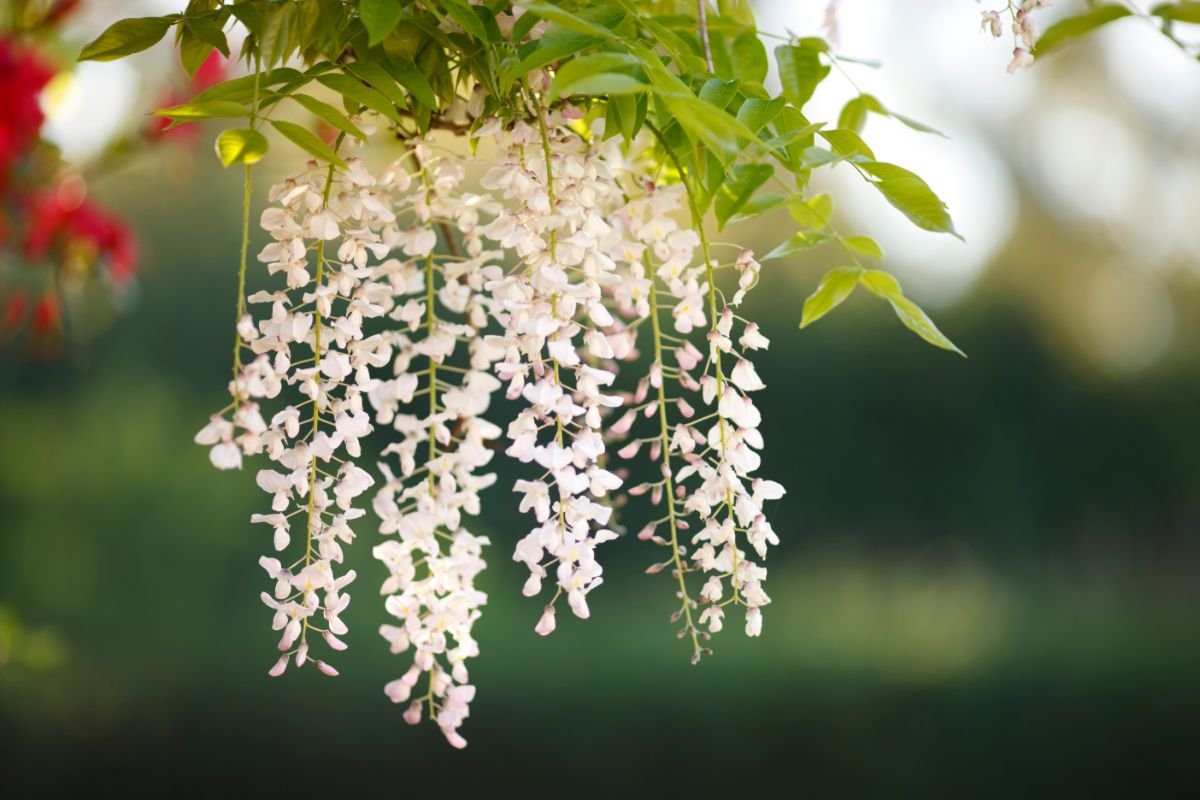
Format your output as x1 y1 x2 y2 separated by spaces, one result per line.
603 137 785 657
195 130 408 677
191 84 794 743
478 111 629 634
978 0 1051 72
369 139 504 749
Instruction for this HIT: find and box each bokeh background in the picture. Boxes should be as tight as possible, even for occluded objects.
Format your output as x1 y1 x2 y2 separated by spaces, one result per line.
4 1 1200 796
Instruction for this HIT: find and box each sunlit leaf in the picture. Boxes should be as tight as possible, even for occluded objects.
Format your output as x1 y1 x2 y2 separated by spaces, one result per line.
548 52 642 99
860 161 960 238
732 31 768 83
735 97 785 135
820 129 875 161
155 100 249 122
800 266 863 328
841 235 884 260
774 42 828 110
215 127 269 168
763 230 832 260
859 270 965 355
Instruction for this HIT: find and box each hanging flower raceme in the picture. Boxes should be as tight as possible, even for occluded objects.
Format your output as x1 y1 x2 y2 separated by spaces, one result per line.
195 140 407 677
601 133 786 659
369 139 503 749
478 112 628 633
80 0 991 754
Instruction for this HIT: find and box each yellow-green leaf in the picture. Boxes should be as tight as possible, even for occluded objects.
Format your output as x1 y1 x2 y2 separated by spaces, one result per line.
548 52 642 100
215 128 269 168
801 266 863 328
859 270 965 355
841 235 884 260
774 42 829 110
861 161 960 238
156 100 249 122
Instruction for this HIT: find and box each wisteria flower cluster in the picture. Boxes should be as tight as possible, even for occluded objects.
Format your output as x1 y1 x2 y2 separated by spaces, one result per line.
84 0 985 752
192 105 794 746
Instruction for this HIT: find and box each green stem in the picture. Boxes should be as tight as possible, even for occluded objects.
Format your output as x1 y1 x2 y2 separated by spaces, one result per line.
425 246 438 493
230 58 262 415
531 89 569 543
649 277 702 660
646 121 742 603
301 153 341 645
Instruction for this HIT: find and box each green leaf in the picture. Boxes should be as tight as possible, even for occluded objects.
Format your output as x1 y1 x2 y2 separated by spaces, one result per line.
732 31 768 84
799 146 840 168
841 235 884 260
800 266 863 328
788 193 833 230
774 42 829 110
215 128 269 168
270 119 347 167
381 58 438 109
317 73 403 124
714 164 774 230
260 2 299 68
441 0 489 40
726 192 787 226
859 270 964 355
547 52 641 99
361 0 404 46
185 16 231 56
838 96 870 134
501 7 625 87
179 33 214 79
554 72 648 99
820 129 875 161
518 1 620 40
192 68 304 104
290 94 368 140
343 61 410 111
763 230 832 260
79 16 172 61
229 2 265 37
670 94 760 160
1035 4 1132 55
606 94 640 143
155 100 249 122
860 161 960 238
735 97 785 135
887 111 946 138
699 78 740 110
1152 2 1200 23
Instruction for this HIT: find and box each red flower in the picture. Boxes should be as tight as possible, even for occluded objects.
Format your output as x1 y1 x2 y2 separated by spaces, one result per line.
22 183 137 283
0 38 55 188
